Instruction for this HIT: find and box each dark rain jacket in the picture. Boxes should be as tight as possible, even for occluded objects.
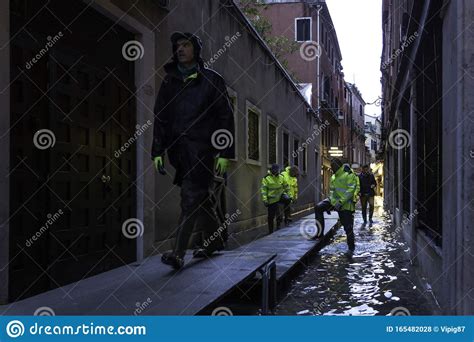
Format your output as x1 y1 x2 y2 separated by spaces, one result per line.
358 172 377 197
150 62 235 161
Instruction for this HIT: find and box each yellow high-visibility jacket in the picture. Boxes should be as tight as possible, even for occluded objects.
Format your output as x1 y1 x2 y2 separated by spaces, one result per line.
329 165 359 211
354 173 361 202
281 166 298 201
261 172 289 205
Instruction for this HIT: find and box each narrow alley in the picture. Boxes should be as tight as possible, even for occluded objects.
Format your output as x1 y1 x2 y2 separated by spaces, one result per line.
276 210 440 316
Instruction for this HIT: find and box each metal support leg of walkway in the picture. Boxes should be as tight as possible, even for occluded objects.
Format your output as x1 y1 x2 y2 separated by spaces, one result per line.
258 258 277 315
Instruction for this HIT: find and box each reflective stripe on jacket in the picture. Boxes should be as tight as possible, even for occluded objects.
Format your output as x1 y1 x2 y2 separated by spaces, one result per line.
329 165 359 211
261 172 289 205
281 166 298 201
354 175 361 202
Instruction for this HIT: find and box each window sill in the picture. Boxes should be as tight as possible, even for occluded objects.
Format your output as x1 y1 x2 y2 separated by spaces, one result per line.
246 159 262 167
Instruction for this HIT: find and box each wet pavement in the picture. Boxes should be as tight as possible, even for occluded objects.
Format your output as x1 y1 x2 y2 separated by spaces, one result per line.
275 210 440 316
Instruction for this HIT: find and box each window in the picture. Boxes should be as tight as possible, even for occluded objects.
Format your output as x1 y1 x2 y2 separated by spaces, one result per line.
323 77 330 101
283 132 290 166
246 103 261 163
360 104 363 116
227 88 238 161
295 18 312 42
293 138 300 167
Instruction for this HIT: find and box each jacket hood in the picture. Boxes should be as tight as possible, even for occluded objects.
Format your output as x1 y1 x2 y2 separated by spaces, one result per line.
165 31 205 75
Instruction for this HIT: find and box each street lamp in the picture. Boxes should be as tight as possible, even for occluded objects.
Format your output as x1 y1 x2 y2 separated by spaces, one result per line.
328 146 344 158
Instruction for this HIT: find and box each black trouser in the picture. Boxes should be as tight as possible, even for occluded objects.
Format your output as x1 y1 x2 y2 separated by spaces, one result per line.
168 141 221 258
360 194 375 222
314 198 355 250
267 197 291 234
284 201 292 221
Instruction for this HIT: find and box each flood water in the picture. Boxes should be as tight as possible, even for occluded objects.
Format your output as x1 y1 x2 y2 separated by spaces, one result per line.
275 210 440 316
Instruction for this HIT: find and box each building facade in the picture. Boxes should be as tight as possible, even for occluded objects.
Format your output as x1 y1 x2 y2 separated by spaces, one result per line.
347 83 369 167
261 0 356 198
381 0 474 314
365 114 382 163
0 0 320 303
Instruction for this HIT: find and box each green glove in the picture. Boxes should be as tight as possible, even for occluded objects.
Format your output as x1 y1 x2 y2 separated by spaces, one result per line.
153 156 166 175
215 158 229 175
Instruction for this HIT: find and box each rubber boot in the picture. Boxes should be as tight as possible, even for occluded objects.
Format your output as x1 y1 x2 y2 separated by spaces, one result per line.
161 252 184 270
347 233 355 251
161 215 194 269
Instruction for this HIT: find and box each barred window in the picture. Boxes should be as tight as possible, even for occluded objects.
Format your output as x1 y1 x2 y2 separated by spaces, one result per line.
268 122 277 165
247 108 260 161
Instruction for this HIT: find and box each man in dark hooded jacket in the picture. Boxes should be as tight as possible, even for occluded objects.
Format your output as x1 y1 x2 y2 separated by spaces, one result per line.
358 164 377 225
151 32 235 269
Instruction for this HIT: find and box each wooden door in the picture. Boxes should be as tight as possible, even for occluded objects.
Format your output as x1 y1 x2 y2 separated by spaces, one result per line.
9 0 137 301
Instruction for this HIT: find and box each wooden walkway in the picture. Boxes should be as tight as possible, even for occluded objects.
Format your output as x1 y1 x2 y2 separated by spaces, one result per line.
0 213 340 316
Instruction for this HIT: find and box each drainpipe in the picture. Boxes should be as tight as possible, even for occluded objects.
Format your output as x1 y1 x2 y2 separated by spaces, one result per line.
316 3 322 118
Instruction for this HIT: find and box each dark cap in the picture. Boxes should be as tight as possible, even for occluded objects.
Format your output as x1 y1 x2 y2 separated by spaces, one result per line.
270 164 280 173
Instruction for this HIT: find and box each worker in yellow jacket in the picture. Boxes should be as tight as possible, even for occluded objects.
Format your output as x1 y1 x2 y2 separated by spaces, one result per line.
261 164 291 233
313 159 359 251
281 166 299 224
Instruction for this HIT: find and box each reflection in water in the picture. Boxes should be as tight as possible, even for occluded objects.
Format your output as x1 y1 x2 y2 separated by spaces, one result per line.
276 211 438 316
